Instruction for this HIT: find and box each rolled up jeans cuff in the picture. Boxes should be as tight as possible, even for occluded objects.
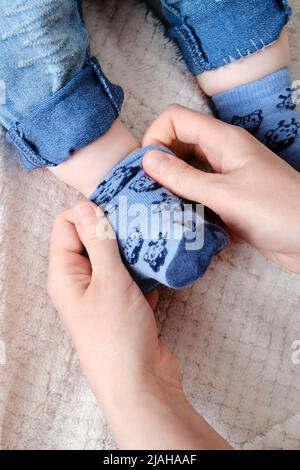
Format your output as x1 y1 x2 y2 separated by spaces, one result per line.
161 0 292 76
6 57 124 171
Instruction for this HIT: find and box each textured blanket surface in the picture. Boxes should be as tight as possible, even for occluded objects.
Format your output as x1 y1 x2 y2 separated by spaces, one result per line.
0 0 300 450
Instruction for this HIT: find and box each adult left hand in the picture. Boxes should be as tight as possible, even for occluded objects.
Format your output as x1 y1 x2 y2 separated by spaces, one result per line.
47 201 229 450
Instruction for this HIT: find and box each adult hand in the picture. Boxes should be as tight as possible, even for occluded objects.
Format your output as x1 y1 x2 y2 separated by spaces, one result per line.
47 201 229 450
143 105 300 273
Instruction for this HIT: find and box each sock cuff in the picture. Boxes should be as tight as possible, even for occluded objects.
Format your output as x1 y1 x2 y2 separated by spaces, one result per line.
212 67 293 110
89 144 173 203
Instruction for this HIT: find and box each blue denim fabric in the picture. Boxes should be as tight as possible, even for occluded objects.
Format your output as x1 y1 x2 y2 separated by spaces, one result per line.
0 0 124 170
156 0 292 75
0 0 292 169
6 58 124 170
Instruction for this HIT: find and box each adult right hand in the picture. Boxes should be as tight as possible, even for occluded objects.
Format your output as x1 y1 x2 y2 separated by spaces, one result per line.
142 105 300 273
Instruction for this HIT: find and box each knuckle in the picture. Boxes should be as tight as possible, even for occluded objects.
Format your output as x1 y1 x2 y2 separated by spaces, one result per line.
229 124 249 140
86 235 100 249
212 174 230 197
174 163 193 190
236 127 249 139
215 175 235 204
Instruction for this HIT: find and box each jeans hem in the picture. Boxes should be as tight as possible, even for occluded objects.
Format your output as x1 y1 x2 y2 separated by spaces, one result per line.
162 0 292 76
6 57 124 171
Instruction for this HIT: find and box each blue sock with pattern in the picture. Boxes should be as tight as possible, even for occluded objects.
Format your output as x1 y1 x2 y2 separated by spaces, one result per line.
89 145 228 293
212 67 300 171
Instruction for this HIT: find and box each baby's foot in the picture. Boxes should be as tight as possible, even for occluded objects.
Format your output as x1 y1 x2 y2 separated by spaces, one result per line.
213 68 300 171
90 146 228 292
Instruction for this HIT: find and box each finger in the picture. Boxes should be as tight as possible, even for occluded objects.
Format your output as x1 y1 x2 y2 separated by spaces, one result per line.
143 150 227 211
73 201 124 279
48 208 91 306
49 208 82 257
142 105 238 172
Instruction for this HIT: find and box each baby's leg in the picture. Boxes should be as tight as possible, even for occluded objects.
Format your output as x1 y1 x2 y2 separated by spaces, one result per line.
197 31 290 97
155 0 300 170
206 33 300 172
0 0 228 292
0 0 126 171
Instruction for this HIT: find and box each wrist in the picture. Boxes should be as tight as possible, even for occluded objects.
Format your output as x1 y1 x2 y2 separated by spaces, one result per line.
97 373 191 450
91 366 230 450
76 338 230 449
90 358 185 410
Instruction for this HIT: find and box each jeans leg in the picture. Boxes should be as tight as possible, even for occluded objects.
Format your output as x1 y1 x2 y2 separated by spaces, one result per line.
0 0 89 128
0 0 124 170
144 0 292 76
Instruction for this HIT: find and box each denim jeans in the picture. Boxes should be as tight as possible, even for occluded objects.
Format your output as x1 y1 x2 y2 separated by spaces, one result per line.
0 0 291 170
0 0 123 169
157 0 291 75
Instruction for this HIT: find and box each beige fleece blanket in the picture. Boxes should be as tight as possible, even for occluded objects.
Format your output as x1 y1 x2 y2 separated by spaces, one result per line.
0 0 300 450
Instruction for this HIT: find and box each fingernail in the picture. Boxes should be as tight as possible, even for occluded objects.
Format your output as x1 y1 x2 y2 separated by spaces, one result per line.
74 203 102 225
144 151 173 175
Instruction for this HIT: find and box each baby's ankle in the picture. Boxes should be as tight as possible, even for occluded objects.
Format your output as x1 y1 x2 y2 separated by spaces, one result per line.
197 30 289 97
49 119 139 196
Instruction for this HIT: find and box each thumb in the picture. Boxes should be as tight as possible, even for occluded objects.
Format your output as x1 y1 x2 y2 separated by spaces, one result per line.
73 201 122 278
143 150 225 210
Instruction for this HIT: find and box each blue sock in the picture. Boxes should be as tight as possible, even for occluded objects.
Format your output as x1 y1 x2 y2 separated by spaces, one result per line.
212 67 300 171
89 145 228 293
